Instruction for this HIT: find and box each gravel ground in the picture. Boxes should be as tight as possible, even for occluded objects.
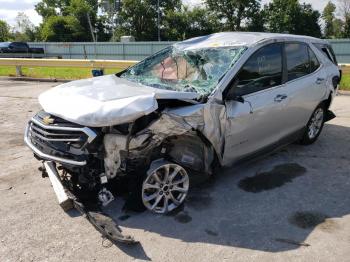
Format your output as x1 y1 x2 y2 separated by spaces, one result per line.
0 79 349 262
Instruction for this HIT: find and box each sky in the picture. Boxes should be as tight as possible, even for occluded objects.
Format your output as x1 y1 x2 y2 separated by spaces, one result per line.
0 0 331 27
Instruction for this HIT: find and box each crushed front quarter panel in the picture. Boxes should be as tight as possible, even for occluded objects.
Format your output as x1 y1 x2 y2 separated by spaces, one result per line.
127 102 226 166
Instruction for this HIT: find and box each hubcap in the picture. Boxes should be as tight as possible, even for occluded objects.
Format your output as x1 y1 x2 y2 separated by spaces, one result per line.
142 163 189 214
308 108 324 139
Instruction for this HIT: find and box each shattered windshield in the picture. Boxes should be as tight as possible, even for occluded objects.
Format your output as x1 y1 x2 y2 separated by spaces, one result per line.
120 46 246 96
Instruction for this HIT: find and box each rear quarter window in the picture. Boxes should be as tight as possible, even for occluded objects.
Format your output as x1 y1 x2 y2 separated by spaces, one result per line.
313 43 338 65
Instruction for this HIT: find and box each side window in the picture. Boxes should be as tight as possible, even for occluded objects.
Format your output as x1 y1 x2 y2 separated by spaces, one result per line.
314 43 337 64
234 43 283 96
286 43 310 81
12 42 26 49
309 47 320 73
327 46 338 64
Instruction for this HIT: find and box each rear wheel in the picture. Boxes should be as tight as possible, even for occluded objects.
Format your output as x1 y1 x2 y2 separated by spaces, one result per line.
142 160 189 214
300 104 326 145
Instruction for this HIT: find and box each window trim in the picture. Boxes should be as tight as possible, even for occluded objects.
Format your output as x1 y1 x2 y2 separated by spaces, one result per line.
223 42 285 99
308 45 321 73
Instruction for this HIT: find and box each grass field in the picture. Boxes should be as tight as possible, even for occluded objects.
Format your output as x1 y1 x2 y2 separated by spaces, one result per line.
340 67 350 91
0 66 123 80
0 65 349 90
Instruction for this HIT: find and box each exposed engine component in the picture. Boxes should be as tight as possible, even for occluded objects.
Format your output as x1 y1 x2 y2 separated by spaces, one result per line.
98 188 115 207
104 134 127 179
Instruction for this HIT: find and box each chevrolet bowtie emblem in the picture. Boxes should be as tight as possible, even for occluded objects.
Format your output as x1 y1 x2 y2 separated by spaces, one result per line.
43 116 54 125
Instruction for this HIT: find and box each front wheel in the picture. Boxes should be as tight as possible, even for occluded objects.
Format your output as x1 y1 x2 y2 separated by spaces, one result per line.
300 104 326 145
142 160 189 214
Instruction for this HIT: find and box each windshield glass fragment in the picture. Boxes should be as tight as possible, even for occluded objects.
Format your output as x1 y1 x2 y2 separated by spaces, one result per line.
120 46 246 96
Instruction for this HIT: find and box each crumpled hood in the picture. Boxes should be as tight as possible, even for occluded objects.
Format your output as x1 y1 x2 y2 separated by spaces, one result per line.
39 74 199 127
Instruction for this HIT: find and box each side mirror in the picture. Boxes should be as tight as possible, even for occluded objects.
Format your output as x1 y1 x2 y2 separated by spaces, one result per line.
233 95 245 103
225 78 245 103
226 92 245 103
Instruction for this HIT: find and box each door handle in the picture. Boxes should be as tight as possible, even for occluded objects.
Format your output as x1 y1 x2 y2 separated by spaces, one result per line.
274 94 288 102
316 78 325 84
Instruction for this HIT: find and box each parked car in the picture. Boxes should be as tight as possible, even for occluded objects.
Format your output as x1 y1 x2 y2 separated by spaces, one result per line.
24 32 340 243
0 42 44 57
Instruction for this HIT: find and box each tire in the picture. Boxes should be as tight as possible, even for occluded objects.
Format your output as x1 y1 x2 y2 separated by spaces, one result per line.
141 159 189 214
300 104 326 145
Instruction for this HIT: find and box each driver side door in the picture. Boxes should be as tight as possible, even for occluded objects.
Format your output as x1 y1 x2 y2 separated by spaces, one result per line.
223 43 289 165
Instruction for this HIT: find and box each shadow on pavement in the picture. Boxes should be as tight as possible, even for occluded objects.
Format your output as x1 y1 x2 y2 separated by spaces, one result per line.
82 123 350 257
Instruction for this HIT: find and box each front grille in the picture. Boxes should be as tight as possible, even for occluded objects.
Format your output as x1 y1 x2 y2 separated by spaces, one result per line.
26 111 97 165
30 119 88 148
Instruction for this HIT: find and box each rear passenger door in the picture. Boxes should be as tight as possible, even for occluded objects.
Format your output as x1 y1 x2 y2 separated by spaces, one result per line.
282 42 326 135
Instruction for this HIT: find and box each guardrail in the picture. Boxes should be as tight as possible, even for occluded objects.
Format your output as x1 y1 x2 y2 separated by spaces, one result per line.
0 58 138 76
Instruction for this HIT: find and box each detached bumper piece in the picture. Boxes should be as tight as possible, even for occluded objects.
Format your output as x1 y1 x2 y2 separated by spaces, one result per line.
44 161 73 211
43 161 138 245
72 198 138 245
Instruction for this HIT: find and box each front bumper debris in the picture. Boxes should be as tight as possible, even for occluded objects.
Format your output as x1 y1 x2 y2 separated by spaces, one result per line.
42 161 138 245
44 161 73 211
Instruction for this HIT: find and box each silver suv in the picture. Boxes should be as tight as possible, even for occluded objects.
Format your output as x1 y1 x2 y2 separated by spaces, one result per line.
25 32 340 240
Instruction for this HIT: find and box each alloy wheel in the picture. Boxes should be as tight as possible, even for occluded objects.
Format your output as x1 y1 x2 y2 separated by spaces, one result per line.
142 162 189 214
308 108 324 139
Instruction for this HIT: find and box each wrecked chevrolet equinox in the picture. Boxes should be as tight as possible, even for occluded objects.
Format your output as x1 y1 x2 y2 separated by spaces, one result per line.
25 32 340 243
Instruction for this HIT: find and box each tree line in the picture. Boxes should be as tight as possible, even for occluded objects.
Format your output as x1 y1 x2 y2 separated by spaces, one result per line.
0 0 349 42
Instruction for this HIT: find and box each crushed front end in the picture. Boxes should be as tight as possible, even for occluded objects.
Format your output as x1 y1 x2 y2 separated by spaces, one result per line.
24 102 222 244
24 111 139 244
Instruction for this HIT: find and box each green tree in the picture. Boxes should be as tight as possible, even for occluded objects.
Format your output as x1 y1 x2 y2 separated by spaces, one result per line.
41 16 84 41
36 0 101 41
0 20 10 41
265 0 321 37
332 18 344 38
338 0 350 37
114 0 182 41
297 3 322 38
162 6 219 41
246 5 266 32
205 0 261 31
35 0 69 18
343 16 350 37
323 1 337 38
67 0 97 41
114 0 158 41
13 12 39 41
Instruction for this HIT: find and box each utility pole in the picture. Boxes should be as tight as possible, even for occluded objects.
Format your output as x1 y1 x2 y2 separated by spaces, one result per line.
157 0 161 41
87 13 96 42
